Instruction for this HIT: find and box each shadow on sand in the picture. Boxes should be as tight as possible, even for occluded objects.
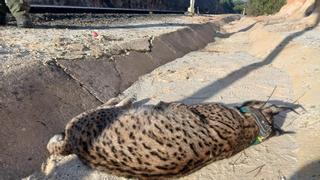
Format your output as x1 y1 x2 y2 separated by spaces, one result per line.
290 160 320 179
182 4 320 104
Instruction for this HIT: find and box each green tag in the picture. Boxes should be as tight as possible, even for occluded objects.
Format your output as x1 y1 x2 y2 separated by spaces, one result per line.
251 136 264 145
239 107 251 113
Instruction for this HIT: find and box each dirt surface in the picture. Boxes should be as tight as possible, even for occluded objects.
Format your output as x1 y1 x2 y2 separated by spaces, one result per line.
23 1 320 179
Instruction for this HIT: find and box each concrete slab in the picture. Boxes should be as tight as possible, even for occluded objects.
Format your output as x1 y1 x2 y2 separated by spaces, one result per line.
114 52 158 91
148 36 178 65
55 59 121 102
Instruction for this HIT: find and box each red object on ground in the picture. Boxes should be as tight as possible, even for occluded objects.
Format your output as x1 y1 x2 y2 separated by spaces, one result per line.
92 31 98 37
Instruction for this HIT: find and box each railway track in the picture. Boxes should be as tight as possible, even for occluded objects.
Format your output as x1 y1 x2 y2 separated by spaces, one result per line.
30 4 185 14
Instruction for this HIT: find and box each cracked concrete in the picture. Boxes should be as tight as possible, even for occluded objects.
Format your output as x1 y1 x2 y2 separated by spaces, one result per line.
54 59 120 103
50 60 105 103
51 16 240 102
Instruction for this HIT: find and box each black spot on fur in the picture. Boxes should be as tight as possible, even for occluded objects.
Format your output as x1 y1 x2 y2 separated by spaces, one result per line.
95 146 100 152
115 128 120 135
198 142 204 148
128 146 134 154
142 143 151 150
150 151 168 161
111 146 117 154
183 138 188 144
155 165 170 170
154 124 164 134
136 158 142 165
129 132 135 140
119 122 124 127
110 160 120 167
189 143 199 156
96 152 107 161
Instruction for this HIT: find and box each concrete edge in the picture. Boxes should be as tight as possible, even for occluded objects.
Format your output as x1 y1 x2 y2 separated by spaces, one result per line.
55 15 241 102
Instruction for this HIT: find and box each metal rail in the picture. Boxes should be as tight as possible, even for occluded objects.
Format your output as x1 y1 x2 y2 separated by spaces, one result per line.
30 4 185 14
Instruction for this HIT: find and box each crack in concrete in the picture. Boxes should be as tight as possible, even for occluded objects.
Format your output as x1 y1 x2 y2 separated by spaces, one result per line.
110 60 122 96
148 36 155 52
45 60 104 104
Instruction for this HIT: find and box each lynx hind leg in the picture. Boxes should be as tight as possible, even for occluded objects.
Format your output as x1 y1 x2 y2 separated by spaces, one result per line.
115 97 136 108
103 97 123 107
47 134 71 156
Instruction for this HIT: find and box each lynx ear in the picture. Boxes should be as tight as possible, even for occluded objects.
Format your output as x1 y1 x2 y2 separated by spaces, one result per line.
272 125 295 136
267 105 300 115
155 101 170 110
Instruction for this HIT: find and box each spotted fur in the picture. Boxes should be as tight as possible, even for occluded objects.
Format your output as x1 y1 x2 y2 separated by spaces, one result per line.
47 97 288 179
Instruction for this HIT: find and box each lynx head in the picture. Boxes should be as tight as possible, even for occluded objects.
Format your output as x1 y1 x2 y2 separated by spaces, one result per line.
239 101 298 123
237 100 299 143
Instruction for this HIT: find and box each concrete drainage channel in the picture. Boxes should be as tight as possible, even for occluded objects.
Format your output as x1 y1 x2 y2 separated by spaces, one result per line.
53 15 241 103
0 15 240 179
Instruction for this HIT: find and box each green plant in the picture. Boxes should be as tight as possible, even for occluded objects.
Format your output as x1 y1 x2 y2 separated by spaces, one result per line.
219 0 235 13
246 0 287 16
217 0 247 14
232 0 246 14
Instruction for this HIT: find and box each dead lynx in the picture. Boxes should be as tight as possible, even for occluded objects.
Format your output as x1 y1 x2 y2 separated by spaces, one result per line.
47 97 295 179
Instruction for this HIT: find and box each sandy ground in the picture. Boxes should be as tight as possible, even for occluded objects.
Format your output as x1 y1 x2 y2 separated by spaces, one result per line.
24 1 320 179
